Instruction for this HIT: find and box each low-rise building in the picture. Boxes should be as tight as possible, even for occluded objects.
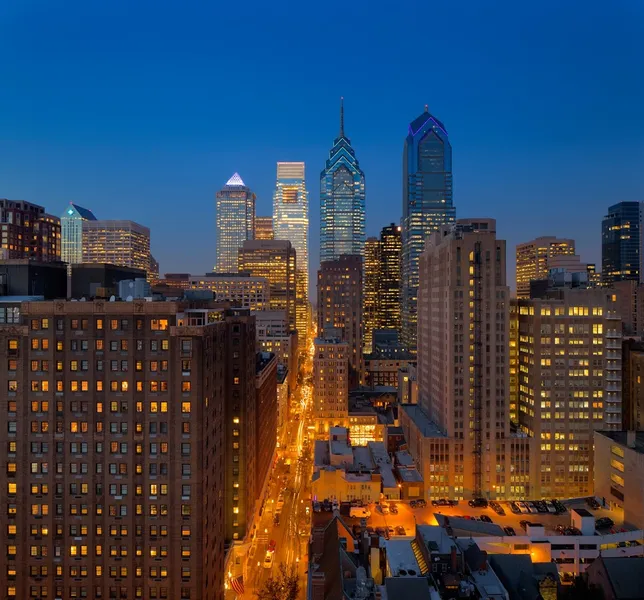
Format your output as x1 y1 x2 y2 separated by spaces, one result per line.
190 272 270 311
312 469 382 504
585 556 644 600
276 364 289 433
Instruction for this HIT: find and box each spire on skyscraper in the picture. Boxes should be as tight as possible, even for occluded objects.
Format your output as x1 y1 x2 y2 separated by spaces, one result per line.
339 97 345 138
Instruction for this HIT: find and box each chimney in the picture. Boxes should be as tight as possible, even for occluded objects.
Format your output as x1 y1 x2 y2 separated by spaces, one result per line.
628 430 637 449
450 546 458 573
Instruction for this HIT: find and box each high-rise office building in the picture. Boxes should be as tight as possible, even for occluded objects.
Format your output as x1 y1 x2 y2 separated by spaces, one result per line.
602 201 641 285
0 299 236 599
363 238 380 353
400 219 533 500
313 337 349 433
515 287 622 498
82 220 151 276
149 254 159 281
515 236 576 298
254 216 273 240
317 254 363 389
320 99 365 263
215 173 256 273
0 199 61 262
401 107 455 352
61 203 97 265
379 223 402 333
273 162 308 338
189 272 270 311
238 240 297 332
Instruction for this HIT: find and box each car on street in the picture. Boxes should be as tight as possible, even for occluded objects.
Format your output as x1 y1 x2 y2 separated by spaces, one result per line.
268 540 276 553
273 514 280 526
263 552 274 569
503 526 516 536
468 498 488 508
596 517 614 529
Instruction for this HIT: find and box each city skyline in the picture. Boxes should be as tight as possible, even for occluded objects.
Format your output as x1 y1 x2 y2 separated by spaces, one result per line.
1 3 642 290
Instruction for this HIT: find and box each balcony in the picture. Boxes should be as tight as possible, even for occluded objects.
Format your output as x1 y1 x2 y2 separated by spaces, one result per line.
606 311 620 320
605 330 621 339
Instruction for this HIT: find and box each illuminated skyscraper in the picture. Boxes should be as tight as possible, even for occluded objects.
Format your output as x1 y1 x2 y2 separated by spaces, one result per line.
401 106 455 352
379 223 402 333
320 98 365 262
254 216 273 240
602 201 641 285
363 238 381 353
61 203 96 265
82 219 151 276
273 162 308 337
515 236 576 298
215 173 256 273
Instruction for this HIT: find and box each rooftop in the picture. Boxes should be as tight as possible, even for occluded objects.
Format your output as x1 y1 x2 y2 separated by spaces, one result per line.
598 556 644 599
400 405 447 438
225 172 246 186
596 430 644 454
417 525 459 555
382 578 433 600
385 539 422 576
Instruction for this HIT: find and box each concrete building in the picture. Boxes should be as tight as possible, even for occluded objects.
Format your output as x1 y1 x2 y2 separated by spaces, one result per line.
117 277 151 299
602 201 641 285
276 365 289 433
238 239 297 333
70 263 147 299
516 288 622 498
254 309 297 390
151 272 190 296
0 199 61 262
0 298 232 599
82 219 151 277
0 259 67 299
255 352 277 520
317 254 363 388
313 338 349 434
515 236 576 299
363 237 380 354
594 430 644 529
189 272 270 311
254 216 273 240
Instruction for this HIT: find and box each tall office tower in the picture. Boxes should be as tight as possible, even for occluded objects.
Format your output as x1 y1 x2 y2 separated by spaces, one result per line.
0 299 238 599
401 107 455 352
313 337 349 433
0 199 61 261
401 219 532 500
363 238 381 353
317 254 363 389
149 255 159 281
515 287 622 498
215 173 256 273
319 99 366 263
273 162 308 338
379 223 402 333
602 201 642 285
515 236 576 298
509 303 519 424
82 220 151 276
238 240 297 332
61 203 97 265
254 216 274 240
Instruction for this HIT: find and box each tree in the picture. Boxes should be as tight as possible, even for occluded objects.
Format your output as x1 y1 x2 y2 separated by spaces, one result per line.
256 563 300 600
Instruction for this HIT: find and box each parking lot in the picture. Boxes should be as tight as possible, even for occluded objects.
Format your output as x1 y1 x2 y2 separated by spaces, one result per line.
312 498 626 538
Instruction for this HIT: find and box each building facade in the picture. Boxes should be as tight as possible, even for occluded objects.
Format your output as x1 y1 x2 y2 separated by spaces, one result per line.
254 309 298 390
401 108 455 352
254 216 273 240
602 202 641 285
272 162 309 339
319 99 365 263
313 338 349 433
317 254 363 389
238 240 297 332
0 299 230 599
82 220 151 276
255 352 277 517
0 199 61 262
515 288 622 498
215 173 256 273
379 223 402 333
621 339 644 430
363 237 380 354
61 203 97 265
189 273 270 311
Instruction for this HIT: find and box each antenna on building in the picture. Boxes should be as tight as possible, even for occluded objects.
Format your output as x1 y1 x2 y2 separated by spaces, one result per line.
339 97 345 137
424 104 429 113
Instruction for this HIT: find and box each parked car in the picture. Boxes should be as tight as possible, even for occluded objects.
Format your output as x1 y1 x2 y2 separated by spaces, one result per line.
551 499 567 513
526 502 539 514
586 497 600 510
395 526 406 536
489 501 505 516
509 502 521 514
480 515 493 523
545 501 557 514
534 501 548 513
516 502 529 514
409 500 418 508
351 499 363 507
322 500 332 512
519 520 532 530
596 517 614 529
389 504 399 515
468 498 488 508
503 526 516 536
313 501 322 513
416 499 427 508
350 507 371 519
332 499 340 511
387 526 395 537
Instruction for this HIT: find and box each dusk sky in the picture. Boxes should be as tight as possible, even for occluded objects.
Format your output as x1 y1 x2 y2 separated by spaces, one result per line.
1 0 643 291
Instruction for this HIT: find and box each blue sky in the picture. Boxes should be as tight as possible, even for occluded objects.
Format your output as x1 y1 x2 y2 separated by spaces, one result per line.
1 0 643 291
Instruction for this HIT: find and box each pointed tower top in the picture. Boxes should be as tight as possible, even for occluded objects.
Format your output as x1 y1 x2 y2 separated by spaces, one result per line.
226 172 245 186
339 97 345 138
424 104 429 113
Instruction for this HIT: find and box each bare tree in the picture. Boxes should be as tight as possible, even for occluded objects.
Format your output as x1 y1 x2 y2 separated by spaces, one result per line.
256 563 299 600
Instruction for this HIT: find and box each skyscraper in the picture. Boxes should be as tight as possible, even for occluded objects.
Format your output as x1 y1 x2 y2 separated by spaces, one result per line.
82 219 151 276
215 173 256 273
320 99 365 262
61 203 97 265
317 254 363 389
0 199 61 262
515 236 576 298
254 216 274 240
379 223 402 333
363 238 381 353
602 201 641 285
273 162 308 337
401 107 455 352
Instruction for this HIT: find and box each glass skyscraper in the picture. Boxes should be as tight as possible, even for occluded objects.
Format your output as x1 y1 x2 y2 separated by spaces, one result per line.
215 172 256 273
402 106 455 352
320 99 365 262
273 162 309 337
61 203 96 265
602 201 641 284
